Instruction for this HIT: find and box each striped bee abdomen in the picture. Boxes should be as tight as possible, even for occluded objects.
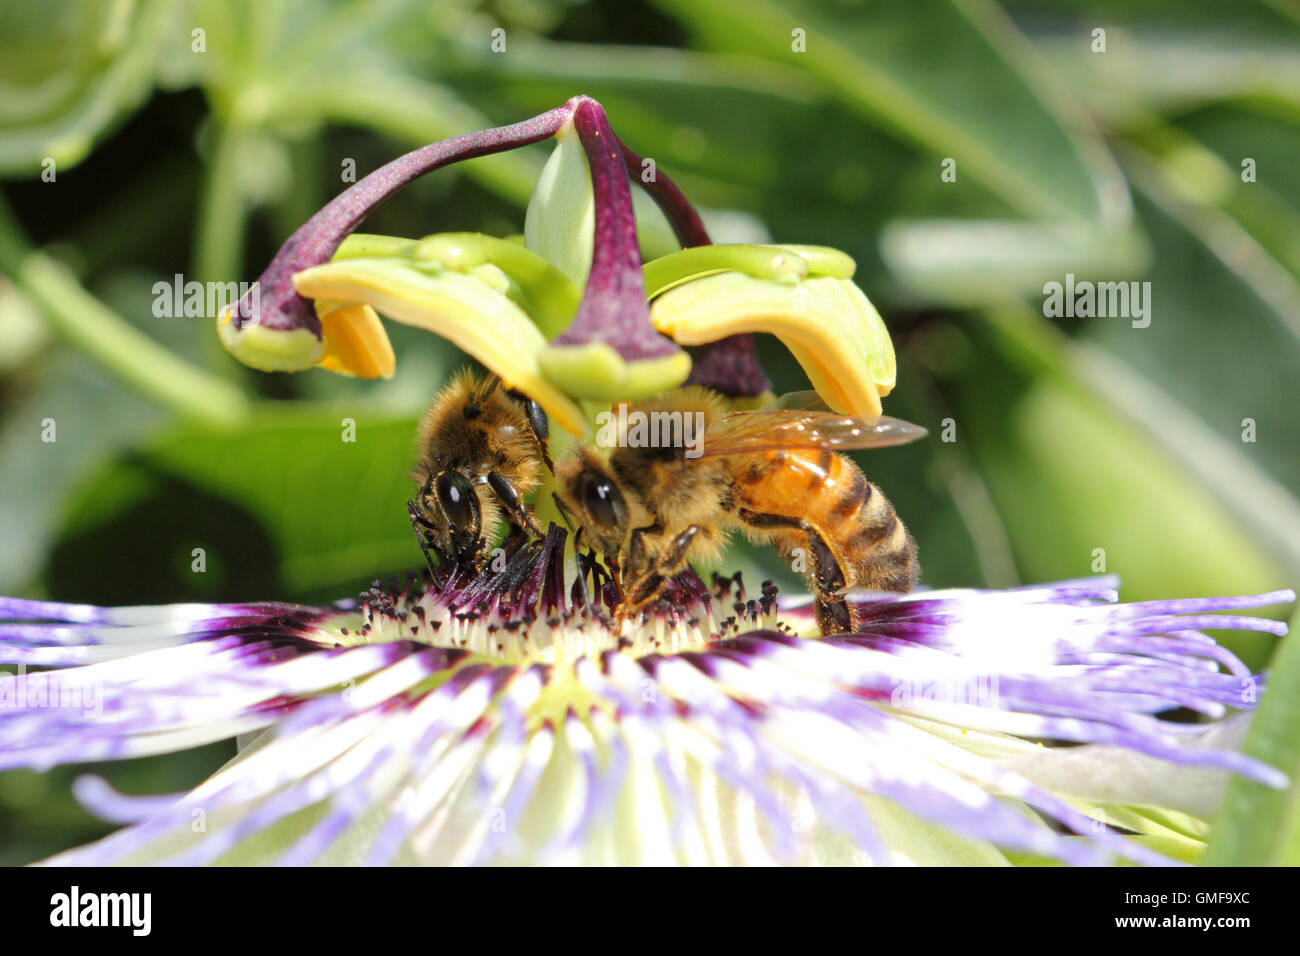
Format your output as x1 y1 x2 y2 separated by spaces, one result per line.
814 453 918 595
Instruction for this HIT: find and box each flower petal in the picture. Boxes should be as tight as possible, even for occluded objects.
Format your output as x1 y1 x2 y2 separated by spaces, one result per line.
999 713 1255 820
642 244 810 299
536 342 692 402
410 233 580 339
217 102 577 374
535 100 693 402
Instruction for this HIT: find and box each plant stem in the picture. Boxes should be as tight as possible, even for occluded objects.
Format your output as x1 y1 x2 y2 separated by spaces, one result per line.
194 119 252 374
194 120 249 287
0 192 250 425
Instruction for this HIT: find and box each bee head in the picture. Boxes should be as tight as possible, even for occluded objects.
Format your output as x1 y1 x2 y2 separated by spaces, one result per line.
415 469 484 567
556 455 629 562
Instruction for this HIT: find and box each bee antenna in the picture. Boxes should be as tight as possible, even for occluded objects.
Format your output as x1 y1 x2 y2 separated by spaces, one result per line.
551 492 576 531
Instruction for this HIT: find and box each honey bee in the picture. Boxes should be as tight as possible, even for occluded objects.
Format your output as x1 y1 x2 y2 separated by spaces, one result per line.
408 369 553 572
555 387 925 635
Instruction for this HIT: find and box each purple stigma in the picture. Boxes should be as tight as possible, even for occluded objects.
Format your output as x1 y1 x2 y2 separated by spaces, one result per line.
550 98 682 362
615 134 770 396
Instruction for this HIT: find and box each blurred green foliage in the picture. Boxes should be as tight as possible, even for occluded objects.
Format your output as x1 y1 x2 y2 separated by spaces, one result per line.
0 0 1297 864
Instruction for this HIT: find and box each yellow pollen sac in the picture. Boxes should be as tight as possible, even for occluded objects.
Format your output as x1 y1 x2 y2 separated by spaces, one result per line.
314 301 396 379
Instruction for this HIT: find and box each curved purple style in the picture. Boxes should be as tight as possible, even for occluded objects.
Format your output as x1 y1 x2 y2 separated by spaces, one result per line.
616 135 771 397
231 101 579 338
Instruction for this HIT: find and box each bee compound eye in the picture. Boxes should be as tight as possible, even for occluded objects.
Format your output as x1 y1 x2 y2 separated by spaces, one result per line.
581 473 624 529
435 471 481 534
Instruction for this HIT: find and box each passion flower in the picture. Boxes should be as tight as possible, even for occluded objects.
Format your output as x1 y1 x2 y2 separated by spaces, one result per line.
2 532 1290 866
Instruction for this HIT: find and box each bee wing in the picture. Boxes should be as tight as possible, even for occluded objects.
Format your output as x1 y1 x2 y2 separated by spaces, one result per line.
698 410 928 458
760 389 833 412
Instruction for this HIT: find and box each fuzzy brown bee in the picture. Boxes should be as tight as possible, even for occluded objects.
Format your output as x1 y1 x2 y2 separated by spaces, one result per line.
408 369 552 572
556 387 924 635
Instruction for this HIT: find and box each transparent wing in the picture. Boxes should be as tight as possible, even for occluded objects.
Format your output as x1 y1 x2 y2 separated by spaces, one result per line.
760 389 833 412
699 409 927 458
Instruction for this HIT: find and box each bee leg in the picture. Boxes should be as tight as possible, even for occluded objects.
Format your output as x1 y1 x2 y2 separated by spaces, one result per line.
625 573 665 610
452 530 488 575
487 471 542 537
505 387 553 472
653 525 701 589
814 594 855 636
605 553 625 603
666 525 701 567
737 509 854 635
614 524 659 612
624 521 662 604
500 522 531 561
623 524 700 611
407 500 439 577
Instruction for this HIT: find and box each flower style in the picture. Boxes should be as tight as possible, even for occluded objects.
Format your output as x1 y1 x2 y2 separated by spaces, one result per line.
216 95 900 431
0 533 1291 866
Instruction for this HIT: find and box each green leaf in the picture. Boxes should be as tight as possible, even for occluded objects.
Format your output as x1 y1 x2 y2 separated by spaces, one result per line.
1097 151 1300 500
1031 26 1300 127
1124 107 1300 283
45 406 423 604
647 0 1126 222
880 218 1151 307
0 350 164 594
951 307 1289 669
1205 606 1300 866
